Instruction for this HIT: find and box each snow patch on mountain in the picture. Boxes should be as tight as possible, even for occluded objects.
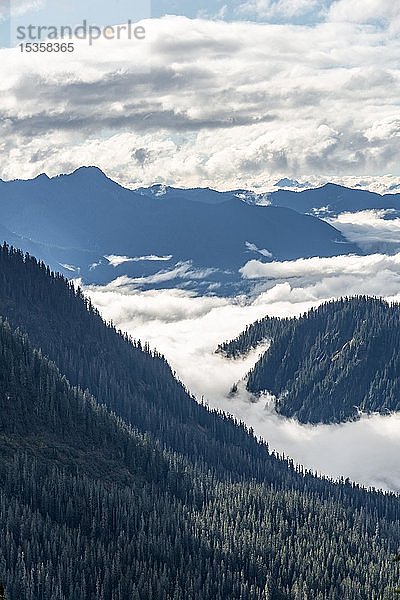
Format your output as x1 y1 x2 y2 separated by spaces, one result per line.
245 242 273 259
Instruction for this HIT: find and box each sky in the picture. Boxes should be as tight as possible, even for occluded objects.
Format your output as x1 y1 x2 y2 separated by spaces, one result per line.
0 0 399 189
2 0 398 25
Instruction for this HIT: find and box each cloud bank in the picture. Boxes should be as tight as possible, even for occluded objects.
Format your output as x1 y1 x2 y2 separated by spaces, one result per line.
105 254 173 266
1 13 400 190
85 247 400 492
240 252 400 302
326 211 400 253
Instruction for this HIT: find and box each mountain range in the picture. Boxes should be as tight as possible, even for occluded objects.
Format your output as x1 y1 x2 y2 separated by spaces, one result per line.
138 180 400 217
267 183 400 217
218 297 400 424
0 168 362 294
1 244 400 598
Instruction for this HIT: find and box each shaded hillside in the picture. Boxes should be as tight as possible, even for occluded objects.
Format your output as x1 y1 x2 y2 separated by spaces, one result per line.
138 182 400 217
221 297 400 424
0 168 358 293
0 243 282 482
136 183 239 204
217 315 289 358
1 290 400 598
0 317 293 599
269 183 400 216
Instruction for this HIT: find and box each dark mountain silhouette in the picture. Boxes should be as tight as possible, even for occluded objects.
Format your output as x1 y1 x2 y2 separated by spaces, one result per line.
269 183 400 216
0 168 358 292
0 243 275 478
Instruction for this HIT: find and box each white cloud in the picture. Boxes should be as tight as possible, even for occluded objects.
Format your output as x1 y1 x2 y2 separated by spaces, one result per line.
245 241 273 258
94 261 217 288
1 16 400 189
328 0 400 28
326 211 400 253
240 252 400 285
0 0 44 21
59 262 77 272
105 254 172 266
236 0 323 20
85 248 400 492
216 389 400 492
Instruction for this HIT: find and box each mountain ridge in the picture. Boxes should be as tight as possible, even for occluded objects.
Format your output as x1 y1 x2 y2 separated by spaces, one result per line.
219 296 400 424
1 245 400 598
0 168 359 293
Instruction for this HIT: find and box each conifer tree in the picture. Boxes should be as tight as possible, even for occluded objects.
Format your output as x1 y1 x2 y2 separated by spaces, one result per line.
0 581 7 600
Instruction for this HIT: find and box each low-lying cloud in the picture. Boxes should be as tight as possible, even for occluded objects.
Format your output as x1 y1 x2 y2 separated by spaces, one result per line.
99 261 218 287
245 241 273 258
220 386 400 493
85 249 400 492
240 252 400 302
326 211 400 253
105 254 173 266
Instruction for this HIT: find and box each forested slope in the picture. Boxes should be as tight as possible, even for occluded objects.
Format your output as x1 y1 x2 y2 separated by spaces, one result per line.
1 247 400 598
0 243 278 482
220 297 400 424
1 310 400 598
217 315 288 358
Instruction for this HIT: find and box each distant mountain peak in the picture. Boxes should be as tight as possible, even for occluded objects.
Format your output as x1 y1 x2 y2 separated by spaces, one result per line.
275 178 310 189
57 165 130 191
33 173 51 181
321 182 380 195
320 182 349 191
70 165 109 178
